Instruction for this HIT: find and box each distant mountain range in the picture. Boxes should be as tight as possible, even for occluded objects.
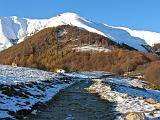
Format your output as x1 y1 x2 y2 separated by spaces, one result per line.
0 12 160 51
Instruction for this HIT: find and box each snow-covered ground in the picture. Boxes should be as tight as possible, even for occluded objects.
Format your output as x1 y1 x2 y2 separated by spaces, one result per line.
116 27 160 46
0 69 112 119
64 71 113 79
86 77 160 120
0 65 77 119
0 64 57 85
0 12 160 51
73 45 111 52
65 72 160 119
0 65 159 119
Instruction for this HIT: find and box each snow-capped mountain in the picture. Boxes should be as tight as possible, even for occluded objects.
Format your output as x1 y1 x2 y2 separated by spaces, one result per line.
0 12 160 51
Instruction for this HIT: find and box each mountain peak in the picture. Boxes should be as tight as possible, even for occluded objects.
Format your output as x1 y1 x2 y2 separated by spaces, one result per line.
49 12 86 23
58 12 81 18
0 12 160 51
10 16 18 19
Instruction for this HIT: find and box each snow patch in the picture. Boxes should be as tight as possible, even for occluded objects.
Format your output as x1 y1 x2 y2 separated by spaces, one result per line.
73 45 111 52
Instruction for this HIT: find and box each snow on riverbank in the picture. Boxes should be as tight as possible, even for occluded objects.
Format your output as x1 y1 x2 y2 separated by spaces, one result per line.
65 71 160 119
0 65 76 119
86 77 160 120
64 71 113 79
0 66 160 120
0 69 112 119
0 64 57 85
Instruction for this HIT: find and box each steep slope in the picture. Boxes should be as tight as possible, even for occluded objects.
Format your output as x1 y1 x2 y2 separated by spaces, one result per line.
0 25 157 73
116 27 160 46
0 12 160 51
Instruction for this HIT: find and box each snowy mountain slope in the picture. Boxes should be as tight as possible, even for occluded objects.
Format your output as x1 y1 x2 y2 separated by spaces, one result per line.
115 27 160 46
0 12 160 51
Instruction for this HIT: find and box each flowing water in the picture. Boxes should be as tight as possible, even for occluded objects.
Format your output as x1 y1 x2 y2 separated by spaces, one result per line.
27 81 114 120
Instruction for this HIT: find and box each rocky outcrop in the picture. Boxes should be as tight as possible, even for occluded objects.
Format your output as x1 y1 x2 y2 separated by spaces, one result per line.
125 112 146 120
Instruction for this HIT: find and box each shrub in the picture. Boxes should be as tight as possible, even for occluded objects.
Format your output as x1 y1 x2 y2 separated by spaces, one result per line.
144 61 160 89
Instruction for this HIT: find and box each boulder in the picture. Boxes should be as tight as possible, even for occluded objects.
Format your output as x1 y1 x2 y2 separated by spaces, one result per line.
138 96 145 100
154 103 160 108
56 69 65 74
99 93 108 100
149 110 157 116
145 98 157 104
125 112 146 120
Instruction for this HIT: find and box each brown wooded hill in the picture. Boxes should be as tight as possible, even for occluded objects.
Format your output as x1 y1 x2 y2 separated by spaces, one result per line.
0 25 159 88
136 61 160 89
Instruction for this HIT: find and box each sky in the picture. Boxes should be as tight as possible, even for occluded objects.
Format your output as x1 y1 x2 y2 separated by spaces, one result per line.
0 0 160 32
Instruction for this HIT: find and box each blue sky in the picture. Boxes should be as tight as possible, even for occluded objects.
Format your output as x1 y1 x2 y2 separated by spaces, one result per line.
0 0 160 32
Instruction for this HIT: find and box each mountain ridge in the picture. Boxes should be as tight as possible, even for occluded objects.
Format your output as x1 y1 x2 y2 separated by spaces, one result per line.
0 12 160 51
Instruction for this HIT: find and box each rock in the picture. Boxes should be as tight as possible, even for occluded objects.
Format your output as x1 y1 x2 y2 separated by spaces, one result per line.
102 86 111 92
133 83 144 89
56 69 65 74
10 109 32 119
149 110 157 116
85 87 96 93
125 112 146 120
117 96 123 102
99 93 108 100
138 96 145 100
145 98 157 104
154 103 160 108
